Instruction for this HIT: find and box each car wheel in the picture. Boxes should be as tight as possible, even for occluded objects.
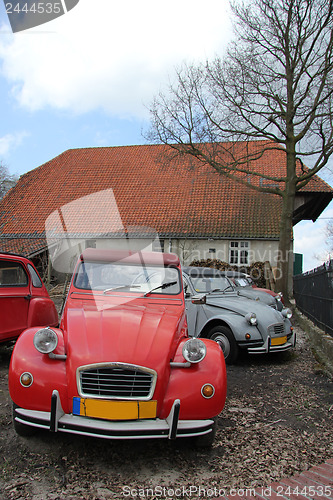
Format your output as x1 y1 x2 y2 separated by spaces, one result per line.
12 403 37 437
194 417 218 448
209 325 238 364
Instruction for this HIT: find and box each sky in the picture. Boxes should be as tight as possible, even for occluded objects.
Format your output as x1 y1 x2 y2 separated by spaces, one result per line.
0 0 332 273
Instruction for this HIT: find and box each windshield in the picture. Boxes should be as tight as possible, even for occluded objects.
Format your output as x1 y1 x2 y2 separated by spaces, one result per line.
189 276 233 293
74 261 181 295
234 278 250 287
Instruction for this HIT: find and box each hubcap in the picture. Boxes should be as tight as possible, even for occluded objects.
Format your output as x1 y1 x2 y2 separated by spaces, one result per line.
212 333 230 359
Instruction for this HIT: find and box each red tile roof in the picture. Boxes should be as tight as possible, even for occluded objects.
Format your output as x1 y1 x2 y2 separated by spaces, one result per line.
0 142 331 256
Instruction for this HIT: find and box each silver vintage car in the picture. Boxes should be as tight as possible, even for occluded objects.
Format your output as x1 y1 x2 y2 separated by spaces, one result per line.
182 267 295 364
222 270 284 311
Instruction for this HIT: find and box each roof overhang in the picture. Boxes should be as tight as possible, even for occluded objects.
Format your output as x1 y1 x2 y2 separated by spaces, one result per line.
293 192 333 225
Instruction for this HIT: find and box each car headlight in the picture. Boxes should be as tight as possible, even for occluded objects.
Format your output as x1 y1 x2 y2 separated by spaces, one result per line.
245 312 258 326
182 338 207 364
33 327 58 354
282 308 293 319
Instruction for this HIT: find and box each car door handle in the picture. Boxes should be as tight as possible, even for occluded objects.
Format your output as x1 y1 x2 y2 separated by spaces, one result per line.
24 294 32 300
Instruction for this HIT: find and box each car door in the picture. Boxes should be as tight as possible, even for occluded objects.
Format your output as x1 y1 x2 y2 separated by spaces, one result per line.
183 274 207 337
0 258 30 341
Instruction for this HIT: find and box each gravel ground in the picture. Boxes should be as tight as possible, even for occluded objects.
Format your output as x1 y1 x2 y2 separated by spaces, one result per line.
0 323 332 500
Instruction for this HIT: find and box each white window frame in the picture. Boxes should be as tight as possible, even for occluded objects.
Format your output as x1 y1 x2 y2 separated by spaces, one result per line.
229 241 250 266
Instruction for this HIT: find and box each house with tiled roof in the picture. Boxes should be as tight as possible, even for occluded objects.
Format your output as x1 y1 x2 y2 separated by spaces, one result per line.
0 142 332 279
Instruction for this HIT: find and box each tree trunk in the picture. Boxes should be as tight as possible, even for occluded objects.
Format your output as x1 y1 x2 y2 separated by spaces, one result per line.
275 147 297 302
276 194 294 302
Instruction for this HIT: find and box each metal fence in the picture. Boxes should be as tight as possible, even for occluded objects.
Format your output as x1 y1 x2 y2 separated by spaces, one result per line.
293 261 333 337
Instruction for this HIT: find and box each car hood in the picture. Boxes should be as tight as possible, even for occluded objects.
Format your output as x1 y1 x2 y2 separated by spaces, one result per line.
205 293 283 321
236 287 276 306
64 299 184 367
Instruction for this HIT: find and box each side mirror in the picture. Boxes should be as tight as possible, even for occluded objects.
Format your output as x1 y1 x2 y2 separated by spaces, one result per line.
191 294 206 305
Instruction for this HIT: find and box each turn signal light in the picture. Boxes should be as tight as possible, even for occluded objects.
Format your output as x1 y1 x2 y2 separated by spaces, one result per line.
20 372 33 387
245 333 251 340
201 384 215 399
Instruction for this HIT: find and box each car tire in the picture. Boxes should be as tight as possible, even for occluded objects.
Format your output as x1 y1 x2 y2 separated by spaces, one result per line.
12 403 37 437
209 325 238 364
194 416 218 448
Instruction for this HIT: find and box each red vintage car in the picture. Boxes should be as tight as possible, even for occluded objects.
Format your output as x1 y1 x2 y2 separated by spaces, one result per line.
9 250 227 446
0 252 58 343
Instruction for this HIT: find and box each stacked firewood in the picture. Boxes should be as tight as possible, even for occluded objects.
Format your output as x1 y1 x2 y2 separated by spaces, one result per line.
189 258 268 288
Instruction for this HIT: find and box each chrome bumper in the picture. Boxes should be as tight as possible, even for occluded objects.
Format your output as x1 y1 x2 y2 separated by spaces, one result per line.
247 330 296 354
14 391 215 441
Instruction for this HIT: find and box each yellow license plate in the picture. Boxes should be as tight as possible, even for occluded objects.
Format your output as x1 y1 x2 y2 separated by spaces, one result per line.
271 335 287 346
73 398 157 420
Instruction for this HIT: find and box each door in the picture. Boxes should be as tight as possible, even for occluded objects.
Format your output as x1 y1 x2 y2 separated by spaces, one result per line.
0 259 30 341
183 274 205 337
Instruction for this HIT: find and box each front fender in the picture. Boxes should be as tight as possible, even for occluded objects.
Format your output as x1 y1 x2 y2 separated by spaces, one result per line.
198 310 263 342
27 297 59 328
159 338 227 420
9 327 68 412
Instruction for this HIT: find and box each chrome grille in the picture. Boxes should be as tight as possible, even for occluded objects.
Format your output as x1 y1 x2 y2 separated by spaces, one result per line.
268 323 285 336
78 363 156 400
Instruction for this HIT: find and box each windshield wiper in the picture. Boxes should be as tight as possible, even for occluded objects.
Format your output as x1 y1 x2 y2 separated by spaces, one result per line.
206 285 234 294
144 281 178 297
103 285 141 294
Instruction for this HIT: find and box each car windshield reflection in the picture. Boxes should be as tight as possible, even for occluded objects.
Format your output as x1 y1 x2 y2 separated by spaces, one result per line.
234 278 249 287
74 262 181 295
190 276 233 293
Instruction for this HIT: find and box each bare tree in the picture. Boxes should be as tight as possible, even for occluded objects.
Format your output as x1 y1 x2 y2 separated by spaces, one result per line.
147 0 333 300
0 162 18 199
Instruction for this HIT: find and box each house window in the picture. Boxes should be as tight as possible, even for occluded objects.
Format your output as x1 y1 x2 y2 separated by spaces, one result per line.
229 241 249 266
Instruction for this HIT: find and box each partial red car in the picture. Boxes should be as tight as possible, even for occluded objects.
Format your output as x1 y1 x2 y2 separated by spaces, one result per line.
0 252 58 343
9 250 227 446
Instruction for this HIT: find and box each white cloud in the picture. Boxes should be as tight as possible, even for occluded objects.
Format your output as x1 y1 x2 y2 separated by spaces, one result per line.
0 0 232 118
0 131 28 156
